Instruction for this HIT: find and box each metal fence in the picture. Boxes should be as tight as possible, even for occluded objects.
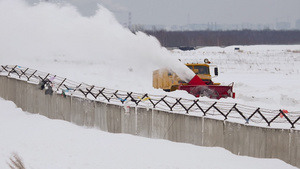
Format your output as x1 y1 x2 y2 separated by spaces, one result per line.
1 65 300 129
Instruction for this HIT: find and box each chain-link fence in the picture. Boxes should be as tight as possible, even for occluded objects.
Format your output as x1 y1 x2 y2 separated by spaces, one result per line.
1 65 299 129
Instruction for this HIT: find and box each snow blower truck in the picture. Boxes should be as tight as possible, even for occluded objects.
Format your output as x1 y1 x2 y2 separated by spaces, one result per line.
152 59 235 99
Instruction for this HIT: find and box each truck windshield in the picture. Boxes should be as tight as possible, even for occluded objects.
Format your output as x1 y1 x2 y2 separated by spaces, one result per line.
194 66 209 74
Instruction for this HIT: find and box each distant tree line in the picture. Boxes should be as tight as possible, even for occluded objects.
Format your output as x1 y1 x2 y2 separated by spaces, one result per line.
144 30 300 47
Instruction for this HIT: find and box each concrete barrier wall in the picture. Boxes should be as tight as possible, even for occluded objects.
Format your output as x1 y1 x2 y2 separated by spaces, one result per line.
0 76 299 168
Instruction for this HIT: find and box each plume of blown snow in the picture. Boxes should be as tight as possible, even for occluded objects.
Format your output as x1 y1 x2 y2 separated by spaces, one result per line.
0 0 193 91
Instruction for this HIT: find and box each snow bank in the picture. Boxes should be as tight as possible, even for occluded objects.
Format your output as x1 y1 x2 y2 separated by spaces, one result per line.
0 98 296 169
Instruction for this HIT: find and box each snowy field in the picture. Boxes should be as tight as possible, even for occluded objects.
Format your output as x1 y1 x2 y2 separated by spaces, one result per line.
0 0 300 168
171 45 300 112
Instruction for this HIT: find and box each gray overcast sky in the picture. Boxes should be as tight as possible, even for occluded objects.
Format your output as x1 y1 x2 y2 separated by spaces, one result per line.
27 0 300 27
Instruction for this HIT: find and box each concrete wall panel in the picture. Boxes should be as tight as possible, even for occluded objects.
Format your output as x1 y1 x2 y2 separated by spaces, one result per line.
151 110 171 139
136 108 152 138
51 93 66 121
248 126 266 158
56 95 72 121
0 76 7 99
47 94 57 120
15 79 27 109
82 99 95 127
121 107 136 135
106 104 121 133
167 113 187 143
224 122 245 155
7 77 17 103
70 97 85 126
265 128 290 164
237 124 250 156
184 115 203 146
26 82 40 114
37 89 48 117
203 117 224 147
94 101 108 131
289 130 300 167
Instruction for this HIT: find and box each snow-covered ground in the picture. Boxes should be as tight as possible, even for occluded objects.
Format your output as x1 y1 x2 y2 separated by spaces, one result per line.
171 45 300 112
0 0 299 168
0 98 297 169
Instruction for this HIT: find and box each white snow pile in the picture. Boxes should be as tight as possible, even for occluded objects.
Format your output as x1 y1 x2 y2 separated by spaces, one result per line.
0 0 299 168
